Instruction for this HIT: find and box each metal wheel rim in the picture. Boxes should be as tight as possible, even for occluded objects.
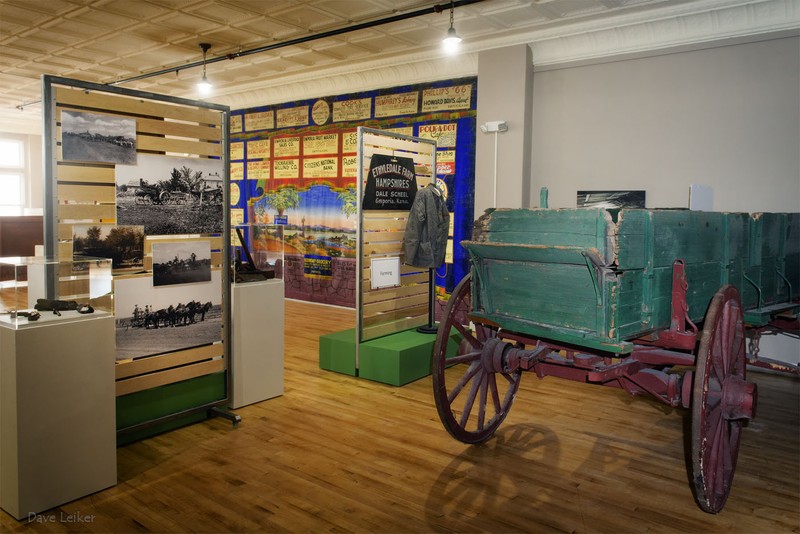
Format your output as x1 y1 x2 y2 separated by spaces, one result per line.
691 285 746 514
432 272 522 444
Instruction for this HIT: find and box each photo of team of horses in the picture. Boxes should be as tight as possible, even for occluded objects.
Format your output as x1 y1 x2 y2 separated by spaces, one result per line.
61 110 136 165
152 240 212 287
129 300 213 329
114 272 223 360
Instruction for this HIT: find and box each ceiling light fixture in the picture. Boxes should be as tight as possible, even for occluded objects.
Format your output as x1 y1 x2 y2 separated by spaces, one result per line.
197 43 212 95
442 1 462 54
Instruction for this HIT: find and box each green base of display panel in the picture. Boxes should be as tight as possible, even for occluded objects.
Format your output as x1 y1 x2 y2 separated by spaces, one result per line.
319 327 463 386
116 372 227 446
319 328 359 376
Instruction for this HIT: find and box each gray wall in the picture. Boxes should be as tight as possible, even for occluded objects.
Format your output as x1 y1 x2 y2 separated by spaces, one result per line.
531 36 800 212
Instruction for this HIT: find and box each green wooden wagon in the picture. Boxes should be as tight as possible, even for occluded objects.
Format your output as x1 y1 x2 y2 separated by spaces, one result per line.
432 208 799 514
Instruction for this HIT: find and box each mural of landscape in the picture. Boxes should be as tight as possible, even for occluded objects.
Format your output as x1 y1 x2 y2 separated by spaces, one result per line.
249 183 357 260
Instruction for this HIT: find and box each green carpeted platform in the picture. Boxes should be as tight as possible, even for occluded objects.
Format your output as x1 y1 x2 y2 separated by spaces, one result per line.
319 326 462 386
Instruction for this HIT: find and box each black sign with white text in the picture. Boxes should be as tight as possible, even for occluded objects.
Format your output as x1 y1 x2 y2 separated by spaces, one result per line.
362 154 417 211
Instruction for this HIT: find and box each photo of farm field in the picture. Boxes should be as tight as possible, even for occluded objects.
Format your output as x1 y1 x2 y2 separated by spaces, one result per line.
61 110 136 165
116 153 224 235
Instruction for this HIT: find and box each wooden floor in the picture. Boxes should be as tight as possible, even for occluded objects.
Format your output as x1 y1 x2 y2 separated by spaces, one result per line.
1 299 798 533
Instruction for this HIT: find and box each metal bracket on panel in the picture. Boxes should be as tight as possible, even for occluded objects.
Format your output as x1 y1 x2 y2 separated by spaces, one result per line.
208 406 242 428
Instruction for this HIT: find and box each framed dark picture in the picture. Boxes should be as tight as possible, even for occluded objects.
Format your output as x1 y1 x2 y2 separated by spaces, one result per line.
152 240 212 287
72 224 144 272
61 110 137 165
577 190 646 209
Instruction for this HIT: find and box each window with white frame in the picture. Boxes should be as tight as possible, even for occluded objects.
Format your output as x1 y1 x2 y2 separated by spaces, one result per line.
0 138 24 215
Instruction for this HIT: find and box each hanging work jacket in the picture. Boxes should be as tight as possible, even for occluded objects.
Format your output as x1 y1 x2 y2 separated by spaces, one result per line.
403 183 449 268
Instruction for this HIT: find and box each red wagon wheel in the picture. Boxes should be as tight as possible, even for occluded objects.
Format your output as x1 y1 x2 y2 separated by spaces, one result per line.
432 272 522 444
691 285 757 514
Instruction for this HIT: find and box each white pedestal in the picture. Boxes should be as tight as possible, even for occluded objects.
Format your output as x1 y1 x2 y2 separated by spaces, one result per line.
0 314 117 520
231 280 284 409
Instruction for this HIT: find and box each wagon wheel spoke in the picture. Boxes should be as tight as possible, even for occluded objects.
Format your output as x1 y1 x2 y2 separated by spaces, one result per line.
433 272 522 444
691 285 755 514
447 361 481 404
457 367 483 427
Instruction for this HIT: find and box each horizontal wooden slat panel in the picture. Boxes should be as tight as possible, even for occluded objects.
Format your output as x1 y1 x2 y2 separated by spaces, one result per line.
115 343 224 379
58 203 116 222
363 218 409 232
59 223 72 240
363 242 403 256
363 231 405 244
363 305 427 327
138 118 220 141
58 184 116 203
144 235 223 253
363 282 427 304
363 133 434 154
116 358 225 396
113 272 151 281
362 149 434 169
137 135 222 157
59 278 89 296
56 164 115 183
57 87 221 126
363 293 428 316
364 210 409 220
362 271 428 292
362 315 428 340
363 264 422 278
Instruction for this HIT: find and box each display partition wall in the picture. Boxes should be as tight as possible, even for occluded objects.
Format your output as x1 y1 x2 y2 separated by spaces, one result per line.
42 75 232 440
357 127 437 359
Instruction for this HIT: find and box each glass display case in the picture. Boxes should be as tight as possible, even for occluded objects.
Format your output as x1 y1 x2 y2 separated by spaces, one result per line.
0 256 113 328
231 223 285 282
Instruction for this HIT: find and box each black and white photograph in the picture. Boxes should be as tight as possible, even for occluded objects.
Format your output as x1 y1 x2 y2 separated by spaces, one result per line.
114 272 222 360
72 224 145 272
577 190 646 209
116 153 224 235
61 110 137 165
152 240 212 287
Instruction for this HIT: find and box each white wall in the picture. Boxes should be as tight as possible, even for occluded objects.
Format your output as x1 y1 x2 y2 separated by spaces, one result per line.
531 36 800 212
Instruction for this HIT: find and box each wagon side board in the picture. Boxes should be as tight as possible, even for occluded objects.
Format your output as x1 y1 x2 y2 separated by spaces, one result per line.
465 208 800 348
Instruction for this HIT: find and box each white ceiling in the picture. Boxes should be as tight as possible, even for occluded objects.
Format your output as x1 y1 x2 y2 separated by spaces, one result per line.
1 0 797 135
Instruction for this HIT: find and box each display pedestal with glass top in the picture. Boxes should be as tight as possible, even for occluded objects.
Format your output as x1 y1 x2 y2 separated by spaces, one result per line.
0 256 116 520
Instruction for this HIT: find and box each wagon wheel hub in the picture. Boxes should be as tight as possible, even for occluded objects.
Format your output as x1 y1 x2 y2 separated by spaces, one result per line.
481 337 538 374
720 375 757 421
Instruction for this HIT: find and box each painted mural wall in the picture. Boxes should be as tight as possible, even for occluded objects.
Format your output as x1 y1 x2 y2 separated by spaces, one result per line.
230 77 477 307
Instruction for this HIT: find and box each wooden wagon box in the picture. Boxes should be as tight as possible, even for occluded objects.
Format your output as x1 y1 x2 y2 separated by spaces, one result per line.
464 208 799 354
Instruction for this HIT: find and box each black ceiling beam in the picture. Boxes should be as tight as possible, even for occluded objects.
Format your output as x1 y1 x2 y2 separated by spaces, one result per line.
111 0 485 86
